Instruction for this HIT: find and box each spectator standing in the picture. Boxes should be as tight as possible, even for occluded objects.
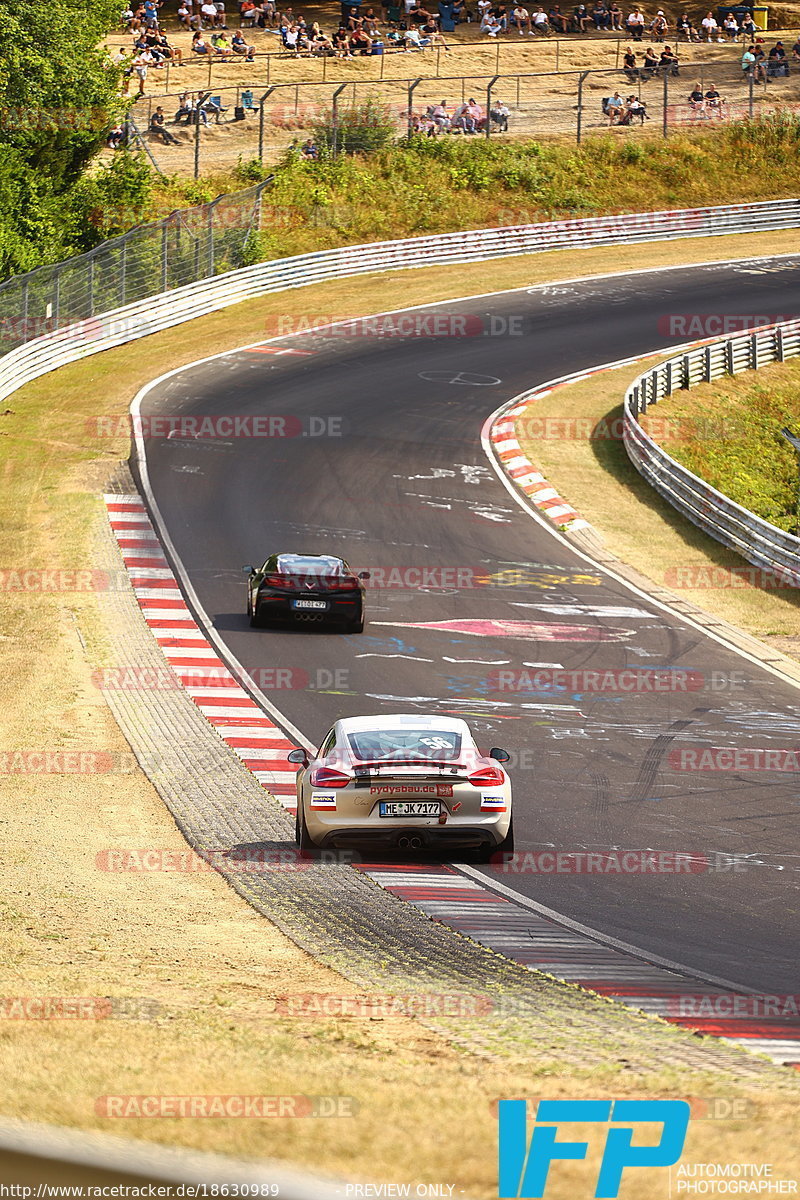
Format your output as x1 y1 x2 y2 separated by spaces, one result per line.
132 48 154 93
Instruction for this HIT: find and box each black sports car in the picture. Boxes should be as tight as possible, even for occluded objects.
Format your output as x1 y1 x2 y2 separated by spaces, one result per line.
244 553 369 633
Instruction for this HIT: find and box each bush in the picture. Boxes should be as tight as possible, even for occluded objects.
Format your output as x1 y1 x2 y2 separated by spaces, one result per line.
310 99 397 157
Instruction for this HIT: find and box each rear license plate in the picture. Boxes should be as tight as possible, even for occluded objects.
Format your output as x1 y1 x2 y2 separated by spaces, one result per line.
293 598 327 610
379 801 440 818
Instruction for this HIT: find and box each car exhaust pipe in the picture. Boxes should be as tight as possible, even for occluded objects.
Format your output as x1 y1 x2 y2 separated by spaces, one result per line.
398 835 423 851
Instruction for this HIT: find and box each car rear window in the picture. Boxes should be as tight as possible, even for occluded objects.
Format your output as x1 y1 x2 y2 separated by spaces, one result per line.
347 729 463 762
277 555 344 576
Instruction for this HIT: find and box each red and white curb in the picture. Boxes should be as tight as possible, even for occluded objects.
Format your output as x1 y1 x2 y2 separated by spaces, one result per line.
104 493 800 1068
355 863 800 1067
104 495 298 813
490 402 590 531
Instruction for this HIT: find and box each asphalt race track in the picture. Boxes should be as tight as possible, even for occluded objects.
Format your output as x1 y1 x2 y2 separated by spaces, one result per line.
137 257 800 995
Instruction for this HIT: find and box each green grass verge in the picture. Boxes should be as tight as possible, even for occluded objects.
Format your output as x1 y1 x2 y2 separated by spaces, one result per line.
643 357 800 535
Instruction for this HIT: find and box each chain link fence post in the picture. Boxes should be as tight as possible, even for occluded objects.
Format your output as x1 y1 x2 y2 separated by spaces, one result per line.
576 70 589 144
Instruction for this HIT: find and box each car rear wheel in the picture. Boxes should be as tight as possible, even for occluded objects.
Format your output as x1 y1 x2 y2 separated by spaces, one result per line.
295 801 315 851
476 814 514 862
346 614 365 633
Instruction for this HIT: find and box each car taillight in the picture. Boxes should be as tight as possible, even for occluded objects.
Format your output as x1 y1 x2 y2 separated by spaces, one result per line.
310 766 352 787
468 763 505 786
262 574 290 588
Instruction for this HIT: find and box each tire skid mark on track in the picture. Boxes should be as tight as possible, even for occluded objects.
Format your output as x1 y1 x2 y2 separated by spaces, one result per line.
108 494 800 1067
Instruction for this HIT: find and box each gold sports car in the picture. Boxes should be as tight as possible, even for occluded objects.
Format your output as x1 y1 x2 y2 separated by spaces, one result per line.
289 714 514 860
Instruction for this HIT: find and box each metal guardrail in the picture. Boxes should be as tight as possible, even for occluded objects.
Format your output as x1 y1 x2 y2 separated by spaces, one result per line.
623 320 800 581
0 179 272 358
0 1116 344 1193
2 197 799 406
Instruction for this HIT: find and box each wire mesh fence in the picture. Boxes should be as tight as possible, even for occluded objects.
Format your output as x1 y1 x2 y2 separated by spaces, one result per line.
130 57 770 175
0 181 272 356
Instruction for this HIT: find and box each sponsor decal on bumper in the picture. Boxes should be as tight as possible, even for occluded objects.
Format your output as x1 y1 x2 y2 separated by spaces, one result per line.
310 791 338 809
480 792 507 812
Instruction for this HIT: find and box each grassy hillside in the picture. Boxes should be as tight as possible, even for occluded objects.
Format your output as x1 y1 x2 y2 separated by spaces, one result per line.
149 114 800 259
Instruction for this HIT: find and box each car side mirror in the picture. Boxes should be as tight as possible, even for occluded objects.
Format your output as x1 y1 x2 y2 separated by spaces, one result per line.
287 748 309 766
242 564 254 574
489 747 510 762
358 571 371 580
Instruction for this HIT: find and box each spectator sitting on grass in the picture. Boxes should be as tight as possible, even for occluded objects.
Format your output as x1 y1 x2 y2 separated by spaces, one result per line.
177 1 192 24
350 24 373 50
231 29 256 55
480 10 503 33
490 98 509 128
626 8 645 40
700 10 717 40
333 24 353 53
107 122 125 148
688 80 705 112
301 137 318 158
532 6 550 31
792 34 800 60
623 45 638 76
573 4 590 31
429 99 451 131
705 82 723 113
150 105 181 142
154 28 184 63
741 43 756 73
649 9 667 40
511 3 533 31
641 44 658 75
421 17 451 44
311 27 334 51
676 12 699 40
192 30 211 51
768 40 789 74
660 44 679 73
453 96 483 131
548 4 568 31
593 0 610 28
740 14 756 38
608 2 623 29
722 13 738 39
405 23 432 43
